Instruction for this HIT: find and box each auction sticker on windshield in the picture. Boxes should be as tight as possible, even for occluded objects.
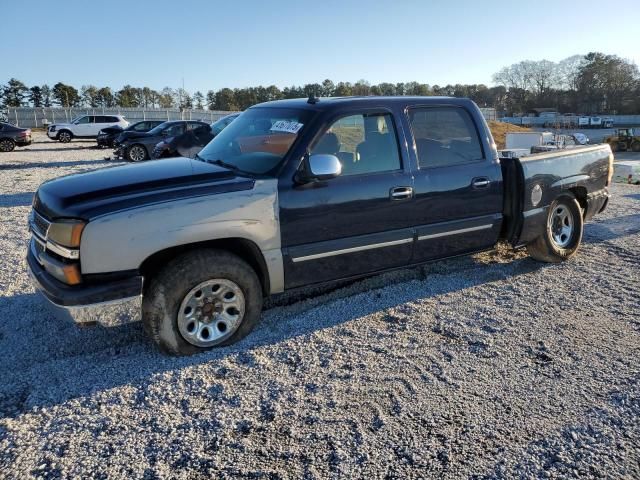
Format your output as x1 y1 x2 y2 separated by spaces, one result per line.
270 120 304 134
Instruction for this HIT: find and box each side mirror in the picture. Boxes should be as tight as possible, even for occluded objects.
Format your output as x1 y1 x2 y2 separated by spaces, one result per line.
308 154 342 179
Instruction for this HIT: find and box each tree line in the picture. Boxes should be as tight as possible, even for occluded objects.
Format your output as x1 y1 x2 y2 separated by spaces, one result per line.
2 52 638 115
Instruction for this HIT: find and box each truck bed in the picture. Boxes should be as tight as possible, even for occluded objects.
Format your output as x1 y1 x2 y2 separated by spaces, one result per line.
499 144 612 247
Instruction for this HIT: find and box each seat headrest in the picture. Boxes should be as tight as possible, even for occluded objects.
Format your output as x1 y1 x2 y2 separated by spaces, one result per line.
314 132 340 155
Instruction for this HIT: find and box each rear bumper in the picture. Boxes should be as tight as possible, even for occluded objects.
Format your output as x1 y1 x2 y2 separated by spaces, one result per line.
16 137 32 146
96 135 112 147
27 246 142 325
586 187 610 219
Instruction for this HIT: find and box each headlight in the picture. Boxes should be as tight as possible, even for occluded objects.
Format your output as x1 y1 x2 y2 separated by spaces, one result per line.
47 220 86 248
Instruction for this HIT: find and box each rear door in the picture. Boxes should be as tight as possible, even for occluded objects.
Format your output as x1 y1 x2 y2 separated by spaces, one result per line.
406 106 503 262
279 109 416 288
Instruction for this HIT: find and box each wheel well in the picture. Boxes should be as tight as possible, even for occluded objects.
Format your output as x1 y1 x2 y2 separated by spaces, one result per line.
139 238 271 296
568 186 588 214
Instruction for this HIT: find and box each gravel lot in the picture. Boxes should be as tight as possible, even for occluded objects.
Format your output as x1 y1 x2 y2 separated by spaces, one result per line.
1 133 639 479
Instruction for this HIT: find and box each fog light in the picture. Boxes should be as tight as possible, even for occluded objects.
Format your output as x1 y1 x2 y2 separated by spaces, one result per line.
41 254 82 285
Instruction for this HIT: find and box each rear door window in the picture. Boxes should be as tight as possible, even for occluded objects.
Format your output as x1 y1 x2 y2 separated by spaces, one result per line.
164 123 185 136
408 107 484 168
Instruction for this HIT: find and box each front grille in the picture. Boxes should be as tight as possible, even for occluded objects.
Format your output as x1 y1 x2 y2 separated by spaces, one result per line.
30 210 51 240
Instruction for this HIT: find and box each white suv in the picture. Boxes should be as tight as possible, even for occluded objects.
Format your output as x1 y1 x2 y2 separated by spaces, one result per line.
47 115 129 143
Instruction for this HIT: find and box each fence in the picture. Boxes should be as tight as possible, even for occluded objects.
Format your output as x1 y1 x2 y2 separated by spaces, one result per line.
500 115 640 127
478 107 497 122
3 107 234 128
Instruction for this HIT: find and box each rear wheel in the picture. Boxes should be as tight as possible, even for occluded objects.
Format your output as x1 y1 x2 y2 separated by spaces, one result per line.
527 193 583 263
0 138 15 152
142 249 263 355
58 130 72 143
127 144 148 162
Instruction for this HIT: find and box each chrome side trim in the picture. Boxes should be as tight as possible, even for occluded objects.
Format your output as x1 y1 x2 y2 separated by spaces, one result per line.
291 238 413 263
46 240 80 259
418 224 492 241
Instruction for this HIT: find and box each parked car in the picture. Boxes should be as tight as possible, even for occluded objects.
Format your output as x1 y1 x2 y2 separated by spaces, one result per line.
97 120 164 148
27 96 613 355
114 120 209 162
152 113 240 159
0 122 32 152
47 115 128 143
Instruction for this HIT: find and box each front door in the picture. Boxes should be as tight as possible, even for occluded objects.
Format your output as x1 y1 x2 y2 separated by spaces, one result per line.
279 110 416 289
406 106 503 262
73 115 93 137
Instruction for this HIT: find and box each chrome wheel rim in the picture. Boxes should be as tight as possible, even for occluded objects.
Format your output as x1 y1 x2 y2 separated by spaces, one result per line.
129 146 145 161
177 279 245 347
59 132 70 142
0 140 12 151
549 204 573 248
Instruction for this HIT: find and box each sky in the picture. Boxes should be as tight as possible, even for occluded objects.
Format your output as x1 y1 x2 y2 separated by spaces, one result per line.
2 0 639 94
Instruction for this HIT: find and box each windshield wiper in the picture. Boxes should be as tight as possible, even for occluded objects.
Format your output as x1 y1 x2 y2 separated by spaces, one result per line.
209 158 239 171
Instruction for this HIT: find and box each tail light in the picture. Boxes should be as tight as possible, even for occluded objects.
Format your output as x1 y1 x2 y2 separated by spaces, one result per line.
607 151 614 186
18 130 30 137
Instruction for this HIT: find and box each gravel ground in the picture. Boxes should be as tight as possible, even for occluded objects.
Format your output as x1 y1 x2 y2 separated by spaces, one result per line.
0 133 639 479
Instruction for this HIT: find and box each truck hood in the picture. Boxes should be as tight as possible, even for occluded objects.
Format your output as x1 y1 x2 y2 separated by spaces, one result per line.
34 157 255 220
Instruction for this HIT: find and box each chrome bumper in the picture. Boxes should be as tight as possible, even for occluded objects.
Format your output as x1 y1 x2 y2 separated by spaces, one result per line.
42 293 142 326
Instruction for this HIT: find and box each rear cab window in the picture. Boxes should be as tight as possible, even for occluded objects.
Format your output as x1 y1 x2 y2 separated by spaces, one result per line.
311 112 401 176
408 107 484 168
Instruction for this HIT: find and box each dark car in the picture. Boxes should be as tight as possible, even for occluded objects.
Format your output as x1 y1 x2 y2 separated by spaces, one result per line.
152 113 240 159
0 122 32 152
114 120 209 162
97 120 164 148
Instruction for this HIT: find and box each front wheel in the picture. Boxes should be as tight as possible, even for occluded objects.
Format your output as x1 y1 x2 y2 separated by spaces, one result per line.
58 130 72 143
527 193 583 263
0 138 16 152
142 249 263 355
127 144 148 162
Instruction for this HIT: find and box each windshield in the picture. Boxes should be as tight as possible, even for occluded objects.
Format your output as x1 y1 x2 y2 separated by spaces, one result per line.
147 121 171 135
197 108 311 175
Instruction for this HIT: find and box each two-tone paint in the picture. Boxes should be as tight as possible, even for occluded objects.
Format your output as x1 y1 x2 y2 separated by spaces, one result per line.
27 96 612 325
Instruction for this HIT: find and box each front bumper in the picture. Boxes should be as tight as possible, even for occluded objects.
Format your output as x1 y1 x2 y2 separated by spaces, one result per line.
113 144 125 158
97 135 112 147
27 244 142 325
47 130 57 139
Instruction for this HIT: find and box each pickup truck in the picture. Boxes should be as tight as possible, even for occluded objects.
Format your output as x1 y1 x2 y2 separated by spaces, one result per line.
27 97 613 355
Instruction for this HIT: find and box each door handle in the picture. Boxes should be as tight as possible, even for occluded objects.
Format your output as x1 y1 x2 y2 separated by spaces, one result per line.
390 186 413 200
472 177 490 189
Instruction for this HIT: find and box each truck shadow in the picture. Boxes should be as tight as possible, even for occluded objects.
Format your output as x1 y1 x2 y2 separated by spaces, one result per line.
582 214 640 243
0 252 544 418
0 159 117 171
15 146 99 152
0 192 34 208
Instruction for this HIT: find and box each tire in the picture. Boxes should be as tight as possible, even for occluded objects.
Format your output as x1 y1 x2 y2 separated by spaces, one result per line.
0 138 15 152
631 142 640 153
58 130 72 143
127 144 148 162
142 249 263 355
527 193 583 263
